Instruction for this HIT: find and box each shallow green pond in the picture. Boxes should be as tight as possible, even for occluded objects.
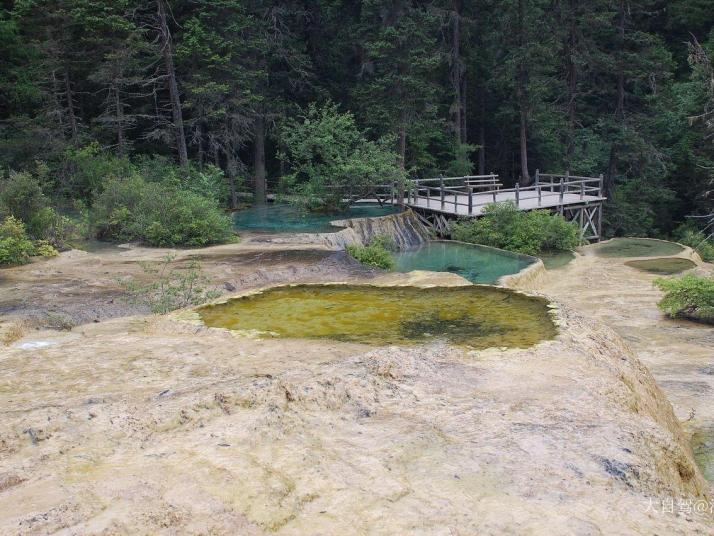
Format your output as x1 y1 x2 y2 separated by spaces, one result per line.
693 427 714 483
232 203 402 233
393 241 534 284
199 284 557 348
540 251 576 270
624 257 696 275
594 238 684 258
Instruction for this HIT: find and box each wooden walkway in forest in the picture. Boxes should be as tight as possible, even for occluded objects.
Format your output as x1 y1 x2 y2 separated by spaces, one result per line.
372 172 606 242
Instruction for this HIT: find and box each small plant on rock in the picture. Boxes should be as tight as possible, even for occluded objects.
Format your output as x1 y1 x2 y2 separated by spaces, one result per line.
347 235 396 270
119 254 221 314
654 274 714 324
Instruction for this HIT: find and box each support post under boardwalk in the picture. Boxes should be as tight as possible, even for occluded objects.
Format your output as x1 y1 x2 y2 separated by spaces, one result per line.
440 176 445 210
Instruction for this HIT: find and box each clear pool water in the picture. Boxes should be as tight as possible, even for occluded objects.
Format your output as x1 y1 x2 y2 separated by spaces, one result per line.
594 238 684 258
232 203 402 233
394 241 534 284
624 257 696 274
540 251 576 270
693 427 714 482
199 284 556 348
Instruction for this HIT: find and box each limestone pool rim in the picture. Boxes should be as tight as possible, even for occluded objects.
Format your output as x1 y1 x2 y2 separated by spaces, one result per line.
587 237 703 263
174 277 565 350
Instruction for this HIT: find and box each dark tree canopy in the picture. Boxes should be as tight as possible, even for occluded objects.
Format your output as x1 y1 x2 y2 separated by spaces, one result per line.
0 0 713 236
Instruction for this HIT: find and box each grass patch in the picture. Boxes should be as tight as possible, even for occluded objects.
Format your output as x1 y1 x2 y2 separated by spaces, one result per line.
346 235 396 270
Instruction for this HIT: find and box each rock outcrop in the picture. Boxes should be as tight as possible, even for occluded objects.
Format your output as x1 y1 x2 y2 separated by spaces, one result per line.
253 209 430 250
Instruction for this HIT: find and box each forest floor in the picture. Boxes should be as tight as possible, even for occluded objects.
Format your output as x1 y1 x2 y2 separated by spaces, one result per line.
0 240 712 534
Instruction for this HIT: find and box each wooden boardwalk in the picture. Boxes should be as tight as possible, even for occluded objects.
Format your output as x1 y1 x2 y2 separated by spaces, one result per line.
401 173 606 241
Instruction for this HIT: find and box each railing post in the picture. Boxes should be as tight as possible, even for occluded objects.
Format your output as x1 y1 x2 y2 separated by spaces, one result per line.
468 187 473 215
440 175 445 210
580 180 585 200
565 170 570 193
535 169 540 186
426 185 430 207
515 182 520 208
559 178 564 204
492 189 497 203
599 173 604 197
391 181 395 205
537 184 542 206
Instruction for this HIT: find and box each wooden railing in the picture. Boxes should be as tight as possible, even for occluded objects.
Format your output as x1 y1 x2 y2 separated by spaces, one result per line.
405 171 604 215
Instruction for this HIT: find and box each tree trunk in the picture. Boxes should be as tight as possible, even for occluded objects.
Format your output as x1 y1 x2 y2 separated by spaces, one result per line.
565 0 577 166
460 76 468 144
516 0 531 185
64 68 79 144
450 0 463 146
115 86 125 157
50 69 64 130
477 77 486 174
226 149 239 210
398 111 407 168
606 0 627 199
157 0 188 169
397 110 407 206
615 0 625 122
253 114 267 204
518 107 530 185
196 122 205 168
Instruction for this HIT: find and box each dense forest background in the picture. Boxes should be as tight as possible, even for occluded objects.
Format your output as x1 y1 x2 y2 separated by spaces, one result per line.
1 0 713 239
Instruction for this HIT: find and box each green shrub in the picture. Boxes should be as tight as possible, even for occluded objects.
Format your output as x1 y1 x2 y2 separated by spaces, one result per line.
369 234 398 252
450 201 581 256
27 206 81 248
347 237 395 270
61 143 135 200
91 176 233 247
34 240 58 257
0 216 37 266
0 170 47 224
654 274 714 324
672 224 714 262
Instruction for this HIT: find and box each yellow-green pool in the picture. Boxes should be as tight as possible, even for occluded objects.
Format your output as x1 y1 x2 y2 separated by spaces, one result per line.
198 284 557 348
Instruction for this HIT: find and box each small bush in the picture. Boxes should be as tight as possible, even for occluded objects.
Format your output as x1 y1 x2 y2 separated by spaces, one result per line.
369 234 398 252
0 216 37 266
672 224 714 262
119 254 221 314
0 170 47 224
654 274 714 324
34 240 58 257
347 236 395 270
91 176 234 247
450 201 581 256
28 206 80 248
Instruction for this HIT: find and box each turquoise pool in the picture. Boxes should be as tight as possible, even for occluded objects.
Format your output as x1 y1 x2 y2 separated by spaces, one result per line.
233 203 402 233
394 241 535 284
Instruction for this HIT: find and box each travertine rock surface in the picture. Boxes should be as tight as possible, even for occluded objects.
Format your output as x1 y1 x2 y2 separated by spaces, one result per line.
0 272 711 534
